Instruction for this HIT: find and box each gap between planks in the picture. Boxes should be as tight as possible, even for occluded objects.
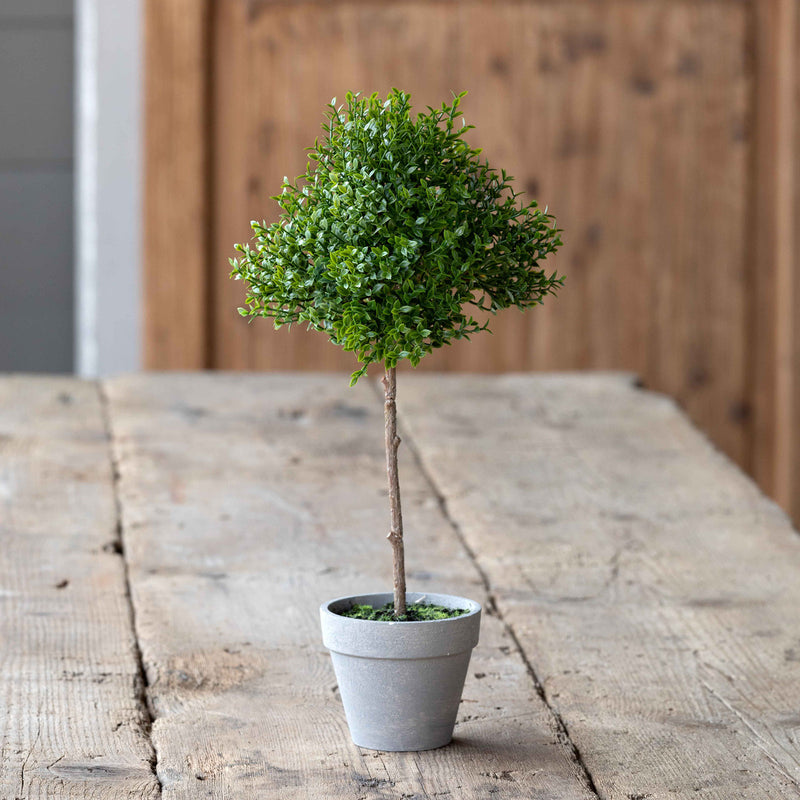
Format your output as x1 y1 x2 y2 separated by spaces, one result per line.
372 378 603 800
97 379 162 795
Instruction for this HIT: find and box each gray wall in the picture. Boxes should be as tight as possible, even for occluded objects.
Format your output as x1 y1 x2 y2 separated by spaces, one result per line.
0 1 74 372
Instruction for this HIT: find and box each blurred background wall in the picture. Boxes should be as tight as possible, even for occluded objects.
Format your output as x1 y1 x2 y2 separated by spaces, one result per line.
0 0 798 526
0 0 141 375
0 1 74 372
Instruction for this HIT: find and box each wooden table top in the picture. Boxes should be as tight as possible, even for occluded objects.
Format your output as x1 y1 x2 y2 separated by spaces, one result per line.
2 372 799 799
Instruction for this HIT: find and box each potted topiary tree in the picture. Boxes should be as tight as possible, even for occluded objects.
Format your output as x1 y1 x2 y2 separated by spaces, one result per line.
231 89 562 751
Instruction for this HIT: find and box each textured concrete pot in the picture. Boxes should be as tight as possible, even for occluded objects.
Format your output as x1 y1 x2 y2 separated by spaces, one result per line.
320 591 481 751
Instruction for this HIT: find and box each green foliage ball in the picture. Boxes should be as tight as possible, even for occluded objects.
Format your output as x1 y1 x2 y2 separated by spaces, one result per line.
231 89 563 383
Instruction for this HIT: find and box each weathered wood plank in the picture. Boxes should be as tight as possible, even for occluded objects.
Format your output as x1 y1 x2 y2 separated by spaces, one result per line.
0 377 159 799
397 373 800 799
107 373 597 799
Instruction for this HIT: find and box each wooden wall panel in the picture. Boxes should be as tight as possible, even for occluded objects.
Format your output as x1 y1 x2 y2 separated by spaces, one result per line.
144 0 211 368
751 0 798 515
794 1 800 526
209 0 751 467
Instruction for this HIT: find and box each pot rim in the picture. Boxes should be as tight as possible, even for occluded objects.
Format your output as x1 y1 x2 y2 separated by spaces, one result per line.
320 591 482 659
320 590 481 626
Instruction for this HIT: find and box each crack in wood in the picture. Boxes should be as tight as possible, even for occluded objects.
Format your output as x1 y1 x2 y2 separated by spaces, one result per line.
700 679 800 792
97 381 162 796
18 722 40 799
392 389 603 800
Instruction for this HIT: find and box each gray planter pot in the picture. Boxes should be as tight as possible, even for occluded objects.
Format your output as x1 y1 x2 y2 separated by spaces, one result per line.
320 591 481 751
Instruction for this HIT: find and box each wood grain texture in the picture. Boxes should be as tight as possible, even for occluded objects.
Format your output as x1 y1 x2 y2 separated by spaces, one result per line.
793 0 800 530
397 373 800 799
0 377 159 799
106 373 598 799
750 0 799 520
144 0 211 369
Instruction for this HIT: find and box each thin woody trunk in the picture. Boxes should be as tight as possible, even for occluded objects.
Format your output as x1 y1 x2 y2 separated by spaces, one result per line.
382 366 406 618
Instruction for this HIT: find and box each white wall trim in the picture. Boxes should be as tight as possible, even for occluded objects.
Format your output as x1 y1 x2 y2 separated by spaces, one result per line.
75 0 141 377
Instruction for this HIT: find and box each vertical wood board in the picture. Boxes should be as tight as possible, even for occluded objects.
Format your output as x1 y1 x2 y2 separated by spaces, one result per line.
793 0 800 526
144 0 211 369
749 0 800 520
